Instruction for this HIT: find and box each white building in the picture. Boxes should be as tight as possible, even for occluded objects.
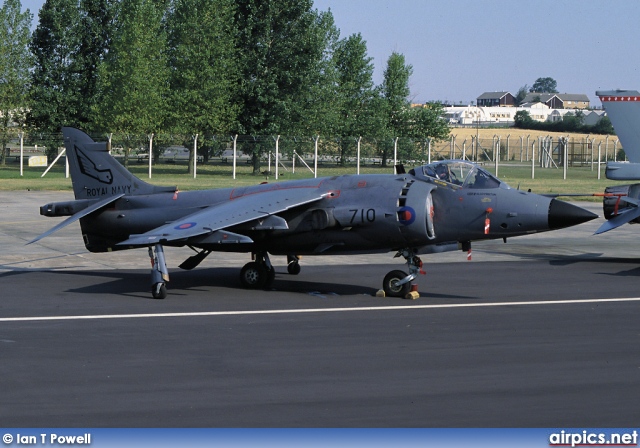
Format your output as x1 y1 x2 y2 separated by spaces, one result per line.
442 103 602 126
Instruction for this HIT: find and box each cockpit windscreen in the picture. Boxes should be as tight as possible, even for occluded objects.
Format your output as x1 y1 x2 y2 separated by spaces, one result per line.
415 160 502 189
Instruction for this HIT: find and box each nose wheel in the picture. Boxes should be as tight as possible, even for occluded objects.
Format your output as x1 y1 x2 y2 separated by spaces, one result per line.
383 249 424 298
383 270 412 297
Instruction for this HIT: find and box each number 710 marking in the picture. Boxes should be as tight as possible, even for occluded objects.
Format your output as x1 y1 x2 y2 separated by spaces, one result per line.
349 208 376 224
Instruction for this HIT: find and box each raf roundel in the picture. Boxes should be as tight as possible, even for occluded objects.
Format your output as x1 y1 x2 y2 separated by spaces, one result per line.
397 206 416 225
175 222 197 230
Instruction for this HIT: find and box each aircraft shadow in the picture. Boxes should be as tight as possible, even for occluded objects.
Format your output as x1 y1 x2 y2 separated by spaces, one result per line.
0 265 475 301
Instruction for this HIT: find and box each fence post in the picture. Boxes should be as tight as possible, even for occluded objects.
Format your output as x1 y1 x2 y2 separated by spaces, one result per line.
563 137 567 180
356 136 362 175
148 133 154 179
450 134 456 159
232 134 238 179
193 134 198 179
274 135 280 180
393 137 398 168
531 142 535 179
19 132 24 177
494 136 500 177
314 135 319 178
519 135 524 162
597 141 602 180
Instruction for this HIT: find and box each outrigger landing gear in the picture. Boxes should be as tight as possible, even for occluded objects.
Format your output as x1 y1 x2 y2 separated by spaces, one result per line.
383 249 424 298
239 252 275 290
149 244 169 299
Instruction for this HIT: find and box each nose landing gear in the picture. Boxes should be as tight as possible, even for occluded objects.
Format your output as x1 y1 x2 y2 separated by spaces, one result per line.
383 249 424 298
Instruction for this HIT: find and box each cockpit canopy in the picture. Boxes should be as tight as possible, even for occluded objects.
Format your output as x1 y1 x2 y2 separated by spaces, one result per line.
410 160 507 189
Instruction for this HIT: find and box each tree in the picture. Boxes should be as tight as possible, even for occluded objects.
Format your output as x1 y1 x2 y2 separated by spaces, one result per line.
166 0 239 173
562 111 584 132
407 103 449 141
530 77 558 93
592 116 614 135
285 9 339 137
513 110 534 128
331 33 381 165
379 52 413 165
514 84 529 106
381 52 412 131
28 0 82 159
0 0 32 165
233 0 337 172
94 0 170 166
71 0 115 131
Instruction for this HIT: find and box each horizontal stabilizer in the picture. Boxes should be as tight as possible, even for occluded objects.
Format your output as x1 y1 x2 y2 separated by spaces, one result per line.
594 205 640 235
28 194 125 245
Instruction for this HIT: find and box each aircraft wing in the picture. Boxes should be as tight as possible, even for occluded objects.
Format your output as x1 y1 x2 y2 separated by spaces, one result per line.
117 187 328 247
28 194 126 245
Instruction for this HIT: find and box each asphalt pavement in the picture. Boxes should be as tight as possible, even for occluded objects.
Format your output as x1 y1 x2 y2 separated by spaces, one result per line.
1 191 639 427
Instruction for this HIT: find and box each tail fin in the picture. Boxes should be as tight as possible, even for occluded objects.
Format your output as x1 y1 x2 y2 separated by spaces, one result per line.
596 90 640 162
63 127 175 199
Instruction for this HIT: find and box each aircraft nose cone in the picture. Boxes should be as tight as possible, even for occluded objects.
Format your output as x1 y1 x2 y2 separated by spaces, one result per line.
548 199 598 230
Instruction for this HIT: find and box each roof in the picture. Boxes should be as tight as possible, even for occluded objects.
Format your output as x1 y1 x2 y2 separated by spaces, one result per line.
523 92 590 103
556 93 590 102
477 91 512 100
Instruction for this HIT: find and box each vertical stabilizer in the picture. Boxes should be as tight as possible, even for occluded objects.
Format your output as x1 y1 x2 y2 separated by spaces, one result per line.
63 127 175 200
596 90 640 163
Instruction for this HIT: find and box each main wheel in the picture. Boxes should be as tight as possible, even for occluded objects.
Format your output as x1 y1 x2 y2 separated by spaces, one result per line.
151 282 167 300
383 270 411 298
240 262 267 289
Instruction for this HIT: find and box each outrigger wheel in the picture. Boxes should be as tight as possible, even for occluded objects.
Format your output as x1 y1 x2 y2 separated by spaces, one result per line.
152 282 167 300
149 244 169 300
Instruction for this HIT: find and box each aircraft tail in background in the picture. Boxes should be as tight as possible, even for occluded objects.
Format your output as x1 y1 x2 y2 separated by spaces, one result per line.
596 90 640 180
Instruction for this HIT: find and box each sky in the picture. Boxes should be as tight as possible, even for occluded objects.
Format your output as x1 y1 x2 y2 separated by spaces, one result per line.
19 0 640 107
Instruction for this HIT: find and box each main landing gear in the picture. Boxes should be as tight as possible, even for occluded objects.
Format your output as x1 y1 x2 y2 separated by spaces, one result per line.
149 244 169 299
287 255 301 275
239 253 303 290
239 252 276 289
382 249 424 298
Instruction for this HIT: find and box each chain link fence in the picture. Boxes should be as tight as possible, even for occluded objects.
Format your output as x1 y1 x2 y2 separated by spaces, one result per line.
1 131 624 180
